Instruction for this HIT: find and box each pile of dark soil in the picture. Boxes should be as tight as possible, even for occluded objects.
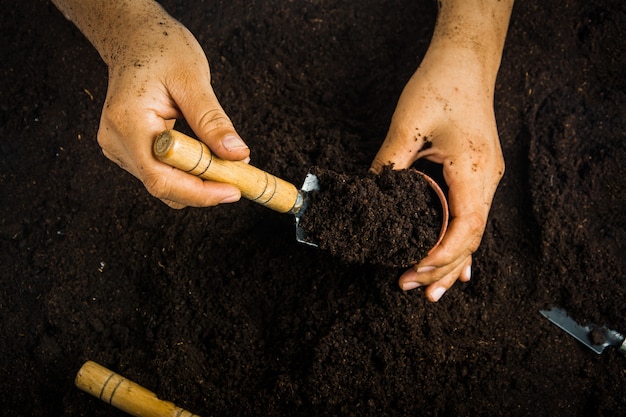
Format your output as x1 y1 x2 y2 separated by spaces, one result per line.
300 166 441 267
1 0 625 416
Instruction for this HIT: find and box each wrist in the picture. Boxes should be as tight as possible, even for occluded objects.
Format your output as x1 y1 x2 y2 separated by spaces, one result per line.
429 0 513 82
419 43 499 101
53 0 176 68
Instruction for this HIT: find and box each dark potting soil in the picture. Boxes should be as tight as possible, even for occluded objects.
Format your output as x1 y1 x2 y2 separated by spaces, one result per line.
1 0 625 416
299 166 441 267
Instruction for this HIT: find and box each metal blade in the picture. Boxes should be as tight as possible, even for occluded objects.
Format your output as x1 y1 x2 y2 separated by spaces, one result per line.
294 173 320 247
540 307 626 354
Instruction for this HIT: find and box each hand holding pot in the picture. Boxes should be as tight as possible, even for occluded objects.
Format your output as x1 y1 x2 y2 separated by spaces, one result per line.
52 0 250 208
370 0 513 302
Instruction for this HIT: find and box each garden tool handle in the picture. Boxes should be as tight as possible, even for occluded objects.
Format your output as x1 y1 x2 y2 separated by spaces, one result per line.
154 129 300 213
75 361 200 417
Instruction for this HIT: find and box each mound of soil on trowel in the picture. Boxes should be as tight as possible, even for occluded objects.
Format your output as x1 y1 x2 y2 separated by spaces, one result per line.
299 166 441 267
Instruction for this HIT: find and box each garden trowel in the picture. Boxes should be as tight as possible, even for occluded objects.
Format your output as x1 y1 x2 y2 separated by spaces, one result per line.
540 307 626 355
153 129 318 246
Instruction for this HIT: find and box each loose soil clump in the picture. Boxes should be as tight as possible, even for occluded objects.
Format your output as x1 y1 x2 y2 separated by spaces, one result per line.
300 166 441 267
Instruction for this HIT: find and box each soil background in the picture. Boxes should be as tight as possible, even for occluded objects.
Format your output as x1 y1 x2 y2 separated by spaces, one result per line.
1 0 625 416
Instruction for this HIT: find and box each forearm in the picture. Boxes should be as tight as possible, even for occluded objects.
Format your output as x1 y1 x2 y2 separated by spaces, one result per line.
429 0 514 86
51 0 176 68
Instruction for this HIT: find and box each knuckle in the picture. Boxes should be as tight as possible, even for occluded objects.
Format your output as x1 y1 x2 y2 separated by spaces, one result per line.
97 108 131 152
161 199 186 210
96 127 112 150
466 212 485 236
465 214 485 253
142 172 172 200
369 158 385 174
96 128 131 171
196 107 233 135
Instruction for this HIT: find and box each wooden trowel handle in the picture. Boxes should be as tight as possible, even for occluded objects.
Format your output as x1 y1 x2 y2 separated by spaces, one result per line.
154 129 299 213
75 361 200 417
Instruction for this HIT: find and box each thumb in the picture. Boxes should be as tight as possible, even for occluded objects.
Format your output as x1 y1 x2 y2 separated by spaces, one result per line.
370 128 422 174
178 86 250 161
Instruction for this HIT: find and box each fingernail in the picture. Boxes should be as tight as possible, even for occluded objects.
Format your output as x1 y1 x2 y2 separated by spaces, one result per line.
464 265 472 281
219 194 240 204
223 135 248 151
430 287 446 302
416 265 436 274
402 281 422 291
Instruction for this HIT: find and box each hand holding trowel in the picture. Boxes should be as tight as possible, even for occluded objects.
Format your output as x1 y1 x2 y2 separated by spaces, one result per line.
540 307 626 355
153 129 320 245
153 129 449 267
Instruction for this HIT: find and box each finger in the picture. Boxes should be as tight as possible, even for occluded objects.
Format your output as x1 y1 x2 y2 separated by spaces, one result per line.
370 70 446 174
423 262 467 302
425 257 472 302
173 77 250 162
416 158 491 268
459 258 472 283
398 243 469 289
100 123 242 207
160 198 186 210
399 254 470 302
397 208 480 289
397 177 485 295
142 163 242 207
370 127 425 173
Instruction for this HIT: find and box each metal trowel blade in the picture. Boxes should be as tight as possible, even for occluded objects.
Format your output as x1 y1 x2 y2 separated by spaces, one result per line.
294 172 320 247
540 307 626 355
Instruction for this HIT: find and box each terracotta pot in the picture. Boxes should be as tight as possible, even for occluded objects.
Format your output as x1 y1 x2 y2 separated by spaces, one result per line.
415 170 449 254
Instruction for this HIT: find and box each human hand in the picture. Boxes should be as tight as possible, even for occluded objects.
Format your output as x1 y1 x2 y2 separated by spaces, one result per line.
101 10 251 208
53 0 250 208
370 43 505 302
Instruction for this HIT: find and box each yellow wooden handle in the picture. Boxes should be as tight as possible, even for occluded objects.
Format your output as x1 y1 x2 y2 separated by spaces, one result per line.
154 129 300 213
75 361 200 417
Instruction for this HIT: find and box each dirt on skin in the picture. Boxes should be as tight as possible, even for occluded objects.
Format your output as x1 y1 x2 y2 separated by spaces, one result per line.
1 0 625 416
299 166 441 267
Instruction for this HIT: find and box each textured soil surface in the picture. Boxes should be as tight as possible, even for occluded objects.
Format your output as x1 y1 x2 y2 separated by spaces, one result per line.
299 166 441 267
1 0 625 416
